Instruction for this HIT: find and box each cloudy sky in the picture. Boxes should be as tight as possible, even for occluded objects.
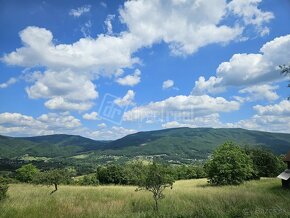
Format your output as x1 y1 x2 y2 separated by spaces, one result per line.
0 0 290 140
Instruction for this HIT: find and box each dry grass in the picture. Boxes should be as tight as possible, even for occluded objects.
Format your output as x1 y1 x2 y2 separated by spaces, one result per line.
0 178 290 218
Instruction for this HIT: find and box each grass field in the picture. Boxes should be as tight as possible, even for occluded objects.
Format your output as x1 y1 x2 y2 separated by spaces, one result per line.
0 179 289 218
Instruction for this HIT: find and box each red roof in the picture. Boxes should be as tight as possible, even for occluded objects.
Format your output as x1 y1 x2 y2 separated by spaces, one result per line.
284 151 290 162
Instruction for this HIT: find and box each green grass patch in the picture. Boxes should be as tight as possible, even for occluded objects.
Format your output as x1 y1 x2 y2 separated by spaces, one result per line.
0 178 289 217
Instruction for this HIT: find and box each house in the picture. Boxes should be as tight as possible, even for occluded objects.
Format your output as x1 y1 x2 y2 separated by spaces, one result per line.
277 151 290 189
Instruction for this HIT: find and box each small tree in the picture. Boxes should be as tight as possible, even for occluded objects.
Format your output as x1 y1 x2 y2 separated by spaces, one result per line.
205 142 254 185
33 169 71 194
136 162 174 211
16 163 39 183
0 177 8 201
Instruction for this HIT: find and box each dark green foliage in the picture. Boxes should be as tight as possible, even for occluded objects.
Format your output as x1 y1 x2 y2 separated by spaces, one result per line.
245 148 287 177
0 177 8 201
33 169 72 193
205 142 254 185
97 164 129 185
16 164 39 183
79 174 99 186
136 162 175 211
172 165 206 180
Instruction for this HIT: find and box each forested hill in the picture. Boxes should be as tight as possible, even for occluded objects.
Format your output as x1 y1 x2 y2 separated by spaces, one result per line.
1 128 290 160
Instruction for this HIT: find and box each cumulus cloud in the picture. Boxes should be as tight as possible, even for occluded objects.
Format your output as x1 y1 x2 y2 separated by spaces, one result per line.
162 80 174 89
192 34 290 95
114 90 135 106
116 69 141 86
191 76 225 95
25 70 98 111
69 5 91 17
0 112 137 140
82 112 99 120
0 77 17 89
0 112 81 136
120 0 245 55
227 0 274 36
123 94 240 121
237 84 279 102
2 26 140 74
235 100 290 133
87 126 136 140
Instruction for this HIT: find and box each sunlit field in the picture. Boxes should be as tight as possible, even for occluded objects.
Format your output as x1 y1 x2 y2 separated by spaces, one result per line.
1 178 289 218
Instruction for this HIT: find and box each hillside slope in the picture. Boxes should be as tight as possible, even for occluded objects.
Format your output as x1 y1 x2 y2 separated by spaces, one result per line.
0 134 107 158
101 128 290 160
1 128 290 160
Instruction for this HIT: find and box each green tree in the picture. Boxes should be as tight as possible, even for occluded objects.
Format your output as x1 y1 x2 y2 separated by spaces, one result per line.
205 142 254 185
33 169 71 194
136 162 174 211
0 177 8 201
16 163 39 183
245 148 286 177
80 174 99 186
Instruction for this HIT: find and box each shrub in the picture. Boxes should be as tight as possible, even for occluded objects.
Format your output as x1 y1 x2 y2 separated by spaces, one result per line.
0 177 8 201
16 164 39 183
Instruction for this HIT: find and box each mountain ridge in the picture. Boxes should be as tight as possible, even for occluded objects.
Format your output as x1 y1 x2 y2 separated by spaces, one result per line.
1 127 290 160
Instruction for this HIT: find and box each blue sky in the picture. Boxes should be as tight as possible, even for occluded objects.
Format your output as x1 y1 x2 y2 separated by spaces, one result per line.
0 0 290 140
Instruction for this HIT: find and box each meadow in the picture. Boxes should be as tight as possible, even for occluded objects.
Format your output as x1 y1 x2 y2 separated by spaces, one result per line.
0 179 289 218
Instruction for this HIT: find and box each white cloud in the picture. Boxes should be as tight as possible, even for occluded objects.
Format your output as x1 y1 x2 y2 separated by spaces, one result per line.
227 0 274 36
2 26 140 75
69 5 91 17
120 0 245 55
191 76 225 95
105 15 115 35
86 126 137 140
98 123 107 128
162 80 174 89
0 112 81 136
0 77 17 89
116 69 141 86
192 34 290 94
25 69 98 111
234 100 290 133
162 113 223 128
238 84 279 102
0 112 136 140
114 90 135 107
82 112 99 120
44 97 93 111
123 94 240 121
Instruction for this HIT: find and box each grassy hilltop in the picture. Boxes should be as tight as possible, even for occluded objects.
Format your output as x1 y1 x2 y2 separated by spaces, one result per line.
1 179 289 218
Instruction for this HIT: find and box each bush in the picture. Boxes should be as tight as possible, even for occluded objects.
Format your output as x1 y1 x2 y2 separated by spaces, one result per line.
245 148 287 177
80 174 99 186
16 164 39 183
205 142 254 185
0 177 8 201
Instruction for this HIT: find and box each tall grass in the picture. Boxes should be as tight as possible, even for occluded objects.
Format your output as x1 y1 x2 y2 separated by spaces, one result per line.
0 179 289 218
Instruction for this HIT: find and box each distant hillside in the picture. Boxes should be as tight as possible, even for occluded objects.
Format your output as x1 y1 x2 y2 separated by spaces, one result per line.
1 128 290 161
101 128 290 161
0 134 106 158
